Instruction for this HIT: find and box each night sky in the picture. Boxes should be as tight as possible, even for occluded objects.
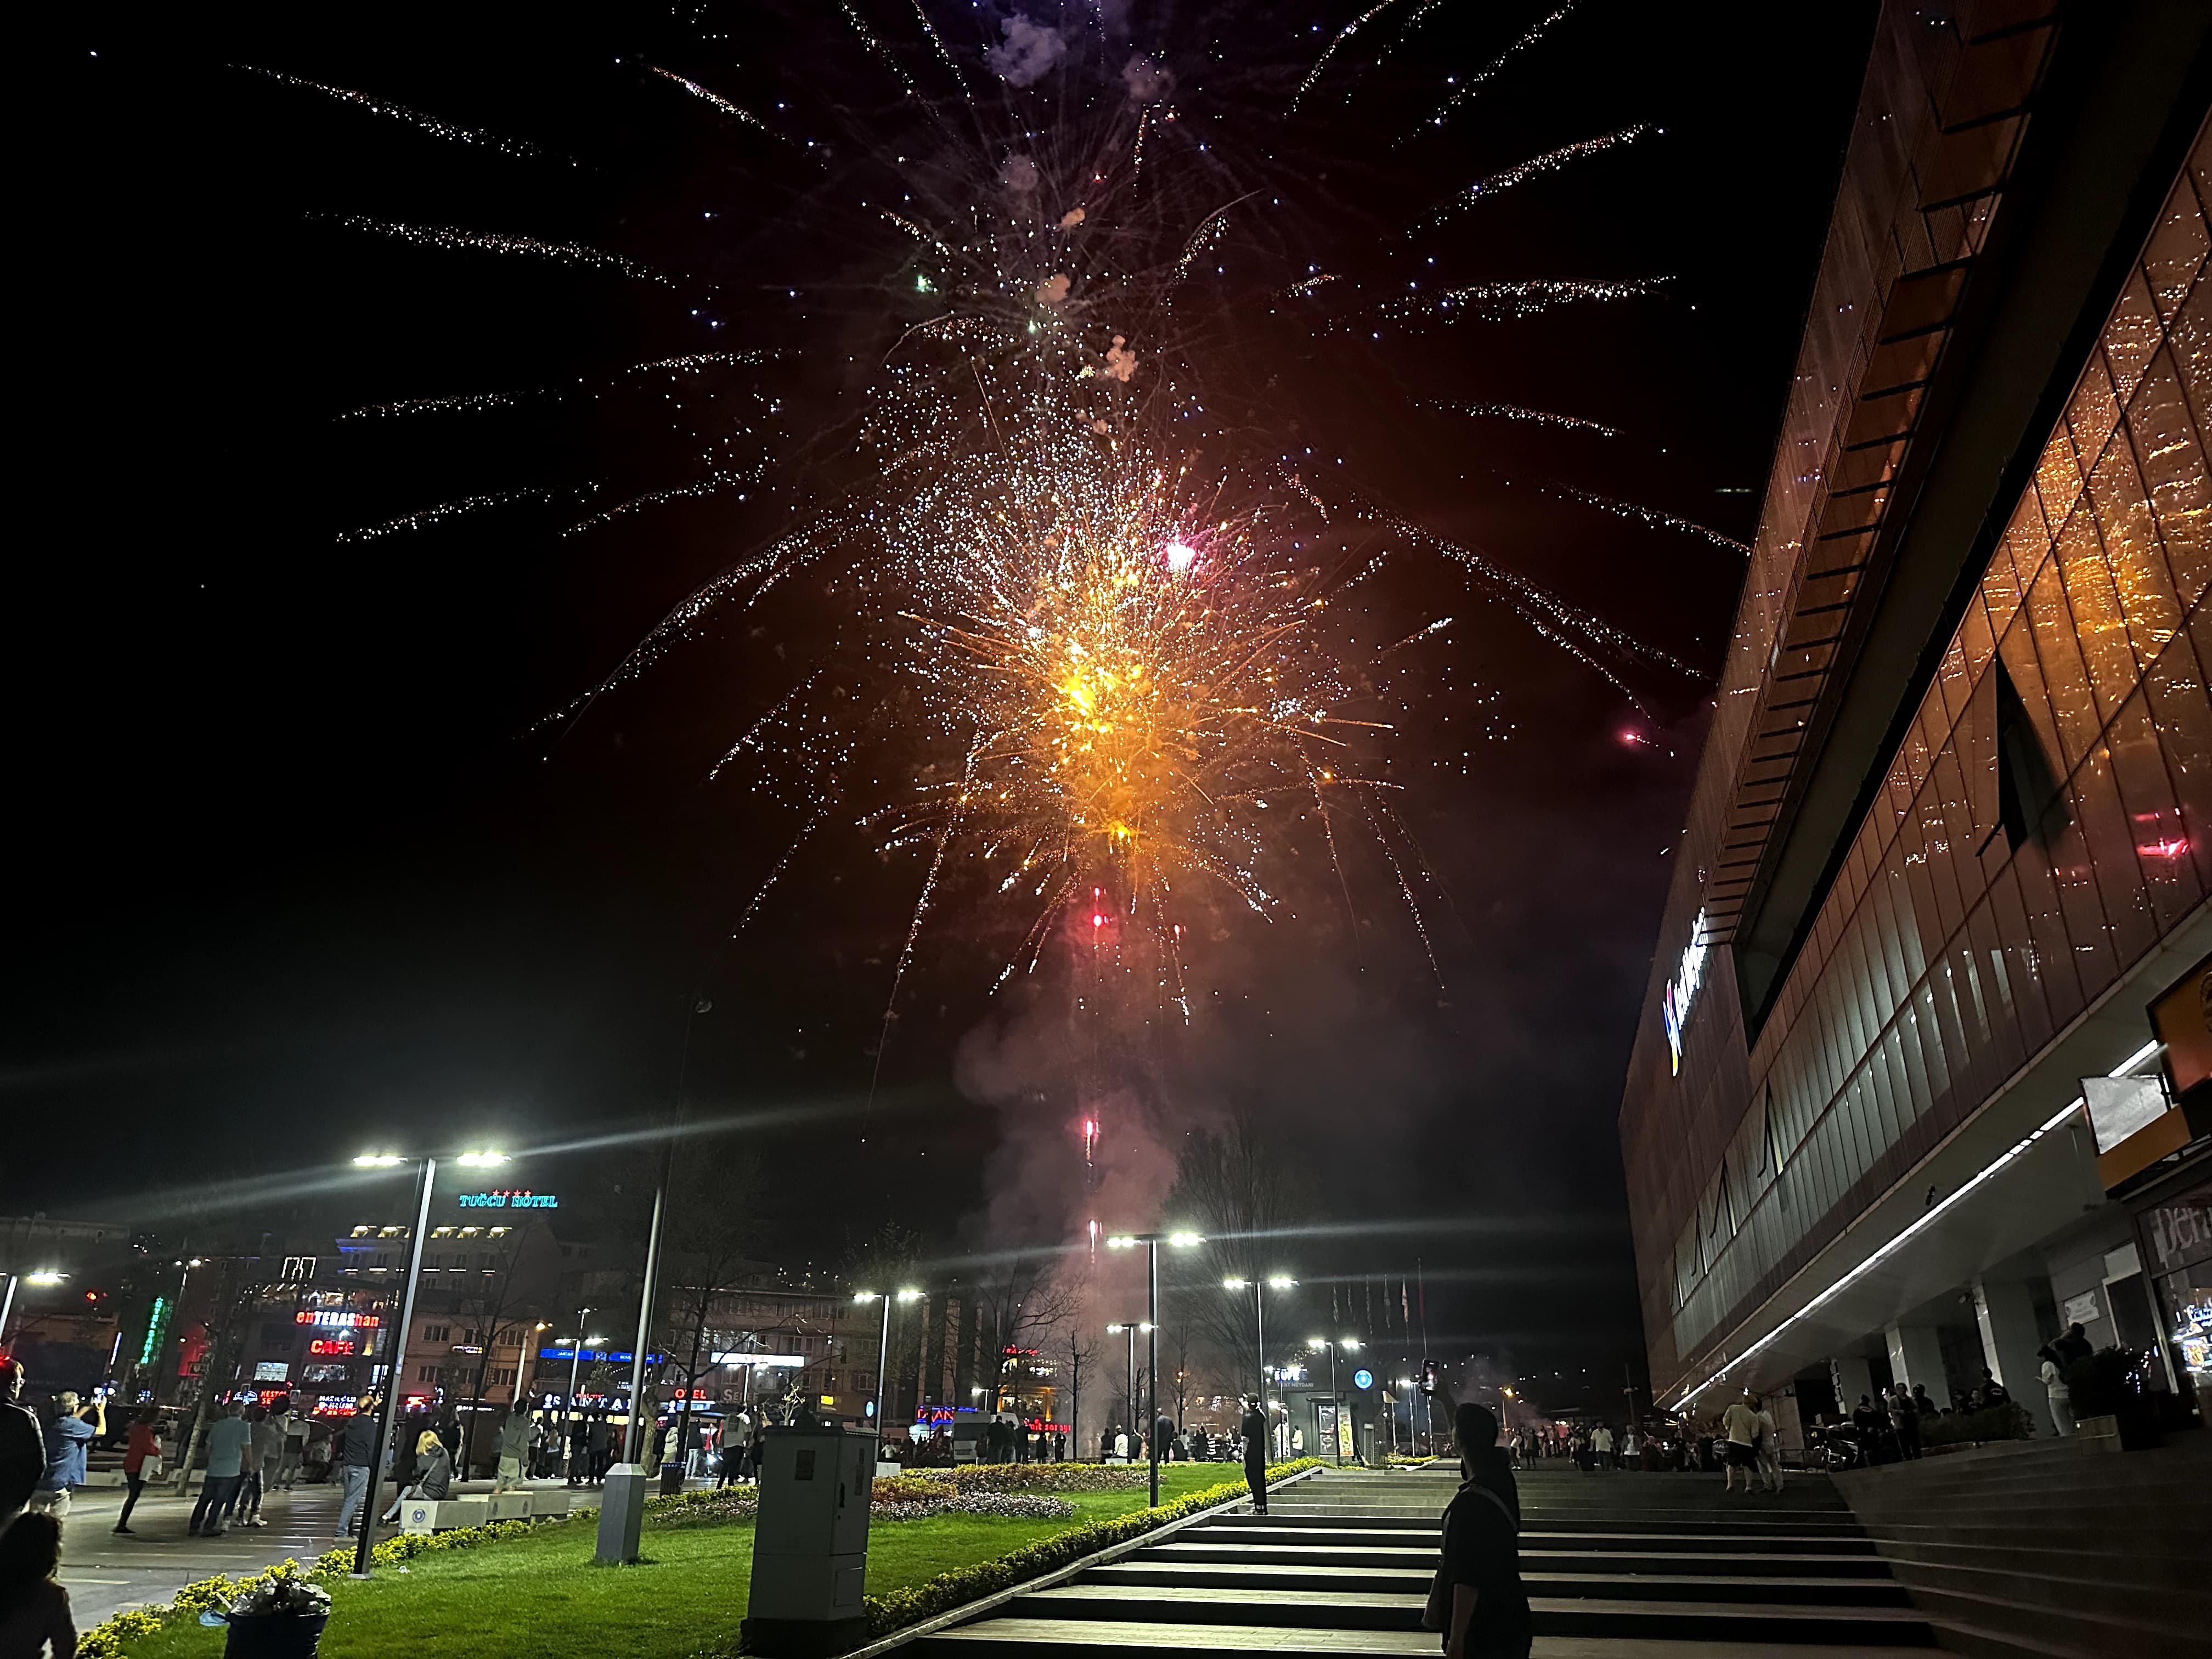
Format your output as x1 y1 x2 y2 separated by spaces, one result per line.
13 3 1872 1409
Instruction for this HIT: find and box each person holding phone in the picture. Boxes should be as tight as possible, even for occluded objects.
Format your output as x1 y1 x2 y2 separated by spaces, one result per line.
112 1407 163 1534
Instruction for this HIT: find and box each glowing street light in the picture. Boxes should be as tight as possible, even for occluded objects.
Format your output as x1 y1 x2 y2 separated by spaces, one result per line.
345 1146 510 1579
854 1289 926 1442
1103 1230 1205 1505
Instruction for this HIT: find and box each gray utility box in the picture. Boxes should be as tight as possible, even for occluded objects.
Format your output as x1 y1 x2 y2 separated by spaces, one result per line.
742 1425 877 1657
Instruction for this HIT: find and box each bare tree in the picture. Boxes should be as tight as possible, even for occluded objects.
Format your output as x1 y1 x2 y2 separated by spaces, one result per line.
1164 1114 1308 1396
968 1246 1081 1406
1056 1322 1101 1458
658 1142 765 1468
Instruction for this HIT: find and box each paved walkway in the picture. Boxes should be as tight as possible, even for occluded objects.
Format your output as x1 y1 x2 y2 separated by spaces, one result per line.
48 1477 592 1627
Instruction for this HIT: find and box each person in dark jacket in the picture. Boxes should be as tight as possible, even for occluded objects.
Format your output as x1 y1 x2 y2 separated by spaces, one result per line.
1437 1402 1531 1658
0 1362 46 1521
1239 1397 1270 1514
336 1402 379 1538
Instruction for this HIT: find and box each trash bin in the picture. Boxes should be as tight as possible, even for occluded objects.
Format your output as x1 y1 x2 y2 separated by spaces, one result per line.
222 1614 329 1659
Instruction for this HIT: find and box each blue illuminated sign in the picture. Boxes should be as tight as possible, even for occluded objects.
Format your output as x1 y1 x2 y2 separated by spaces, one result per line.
457 1190 558 1210
1352 1368 1374 1391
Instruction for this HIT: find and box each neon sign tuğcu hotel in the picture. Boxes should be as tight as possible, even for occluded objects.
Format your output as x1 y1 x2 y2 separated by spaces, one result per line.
1661 909 1709 1076
458 1189 558 1209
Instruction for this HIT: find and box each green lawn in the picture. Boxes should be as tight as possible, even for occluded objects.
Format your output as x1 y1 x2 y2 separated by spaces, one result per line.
116 1466 1239 1659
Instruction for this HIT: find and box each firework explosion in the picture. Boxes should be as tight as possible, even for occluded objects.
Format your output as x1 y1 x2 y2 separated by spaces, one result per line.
259 3 1736 1192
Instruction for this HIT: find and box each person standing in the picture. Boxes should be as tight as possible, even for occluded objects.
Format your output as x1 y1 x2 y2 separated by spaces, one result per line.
1592 1424 1613 1471
1720 1391 1759 1496
335 1402 378 1538
495 1405 529 1492
112 1407 164 1535
1239 1396 1271 1515
1435 1402 1532 1659
31 1393 104 1521
0 1362 44 1521
1753 1395 1784 1493
238 1406 282 1526
566 1414 590 1486
189 1401 252 1536
2038 1345 2075 1436
279 1406 308 1488
1890 1385 1922 1461
586 1413 612 1485
0 1510 77 1659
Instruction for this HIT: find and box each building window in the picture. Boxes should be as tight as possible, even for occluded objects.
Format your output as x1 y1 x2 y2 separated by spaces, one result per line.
423 1324 449 1342
417 1365 437 1383
1992 654 2064 851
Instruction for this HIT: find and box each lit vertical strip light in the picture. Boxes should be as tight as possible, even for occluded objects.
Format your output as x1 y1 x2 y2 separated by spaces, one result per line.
1671 1040 2159 1409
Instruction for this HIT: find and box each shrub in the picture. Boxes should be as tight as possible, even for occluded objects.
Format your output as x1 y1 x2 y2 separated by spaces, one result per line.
1919 1402 2032 1447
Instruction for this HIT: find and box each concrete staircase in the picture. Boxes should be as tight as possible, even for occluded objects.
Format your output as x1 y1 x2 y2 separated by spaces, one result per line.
1834 1428 2212 1658
909 1466 1938 1656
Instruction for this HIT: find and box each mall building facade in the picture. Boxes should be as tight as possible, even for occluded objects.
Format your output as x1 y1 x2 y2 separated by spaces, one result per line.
1621 0 2212 1432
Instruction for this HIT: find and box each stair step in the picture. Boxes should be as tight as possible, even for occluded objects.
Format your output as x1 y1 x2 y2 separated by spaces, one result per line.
1084 1562 1911 1605
995 1586 1935 1645
915 1620 1926 1657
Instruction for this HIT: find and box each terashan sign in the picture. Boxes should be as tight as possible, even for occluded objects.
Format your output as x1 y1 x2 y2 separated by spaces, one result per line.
1662 910 1709 1077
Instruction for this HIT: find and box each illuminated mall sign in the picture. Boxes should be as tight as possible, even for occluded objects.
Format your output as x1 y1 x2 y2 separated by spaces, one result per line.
1661 909 1710 1077
458 1189 558 1209
296 1311 381 1329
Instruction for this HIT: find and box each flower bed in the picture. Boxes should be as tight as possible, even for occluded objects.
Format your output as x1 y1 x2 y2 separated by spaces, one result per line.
907 1462 1149 1494
860 1458 1323 1638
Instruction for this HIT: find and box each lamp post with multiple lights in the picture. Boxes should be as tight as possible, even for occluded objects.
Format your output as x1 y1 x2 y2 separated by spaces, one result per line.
1221 1274 1296 1409
1104 1231 1204 1506
1307 1337 1361 1465
347 1148 508 1579
853 1289 924 1442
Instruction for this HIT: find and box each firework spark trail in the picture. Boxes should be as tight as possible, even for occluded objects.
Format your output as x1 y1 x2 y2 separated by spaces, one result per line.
1440 402 1617 437
647 64 774 133
909 0 977 106
562 470 758 536
335 489 547 543
1381 276 1669 321
235 65 564 162
1172 196 1259 281
1418 0 1579 134
1357 794 1443 984
340 389 527 421
1291 0 1403 111
1379 514 1699 679
733 809 829 932
1285 272 1340 297
1424 125 1655 224
1550 483 1751 552
840 1 935 114
328 216 672 285
711 674 821 781
340 352 769 423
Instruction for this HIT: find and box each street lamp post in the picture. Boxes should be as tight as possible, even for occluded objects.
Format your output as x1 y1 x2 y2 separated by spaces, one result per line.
1105 1231 1204 1508
1307 1338 1361 1465
1103 1322 1149 1457
349 1148 506 1579
557 1311 598 1478
1221 1274 1296 1409
854 1290 924 1443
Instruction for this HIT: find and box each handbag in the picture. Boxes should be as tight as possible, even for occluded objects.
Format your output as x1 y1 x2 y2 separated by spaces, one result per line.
141 1455 165 1482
